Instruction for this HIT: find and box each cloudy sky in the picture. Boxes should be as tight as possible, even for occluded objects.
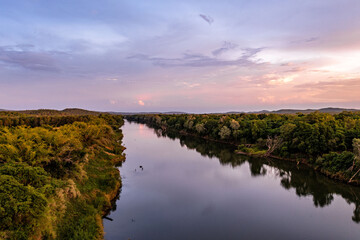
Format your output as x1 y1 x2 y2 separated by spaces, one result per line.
1 0 360 112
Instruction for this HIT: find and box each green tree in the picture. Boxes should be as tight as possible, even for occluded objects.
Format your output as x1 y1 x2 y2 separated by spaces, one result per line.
219 126 231 139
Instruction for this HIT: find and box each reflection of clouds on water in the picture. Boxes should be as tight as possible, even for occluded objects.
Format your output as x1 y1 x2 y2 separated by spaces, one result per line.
146 122 360 224
201 203 215 216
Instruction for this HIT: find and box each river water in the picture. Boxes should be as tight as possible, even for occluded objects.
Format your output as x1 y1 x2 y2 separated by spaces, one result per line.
104 121 360 240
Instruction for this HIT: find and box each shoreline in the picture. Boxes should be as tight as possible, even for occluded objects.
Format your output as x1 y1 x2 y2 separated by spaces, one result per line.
134 120 360 187
235 150 360 186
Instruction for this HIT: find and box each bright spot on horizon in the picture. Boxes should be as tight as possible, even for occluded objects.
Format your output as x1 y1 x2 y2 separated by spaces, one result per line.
138 100 145 106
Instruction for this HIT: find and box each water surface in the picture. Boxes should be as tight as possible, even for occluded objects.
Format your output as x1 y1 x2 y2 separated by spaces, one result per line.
104 121 360 240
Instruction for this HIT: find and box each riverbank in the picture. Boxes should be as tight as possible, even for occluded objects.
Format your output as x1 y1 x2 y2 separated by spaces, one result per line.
0 113 126 239
179 127 360 185
56 133 126 240
125 113 360 186
234 150 360 185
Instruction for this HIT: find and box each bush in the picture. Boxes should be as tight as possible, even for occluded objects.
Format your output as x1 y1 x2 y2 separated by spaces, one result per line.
316 151 355 173
0 175 47 230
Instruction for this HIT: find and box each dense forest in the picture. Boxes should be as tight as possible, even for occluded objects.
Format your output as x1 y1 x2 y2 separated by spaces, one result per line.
0 111 125 239
126 112 360 184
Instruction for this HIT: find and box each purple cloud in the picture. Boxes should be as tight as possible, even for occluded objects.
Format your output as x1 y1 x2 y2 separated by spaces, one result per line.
212 41 238 56
129 47 264 68
0 45 60 71
199 14 214 25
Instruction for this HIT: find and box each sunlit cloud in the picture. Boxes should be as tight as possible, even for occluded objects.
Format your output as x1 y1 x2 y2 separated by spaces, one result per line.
138 100 145 106
106 78 118 81
266 74 298 86
258 96 275 103
178 82 200 88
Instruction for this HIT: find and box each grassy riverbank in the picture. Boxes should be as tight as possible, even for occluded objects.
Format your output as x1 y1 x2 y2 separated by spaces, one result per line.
0 112 125 239
126 112 360 184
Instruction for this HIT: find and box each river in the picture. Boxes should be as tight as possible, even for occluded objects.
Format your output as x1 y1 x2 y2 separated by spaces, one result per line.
103 121 360 239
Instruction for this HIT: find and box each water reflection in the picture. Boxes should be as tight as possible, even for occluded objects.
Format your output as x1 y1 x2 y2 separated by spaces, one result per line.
152 125 360 223
104 122 360 240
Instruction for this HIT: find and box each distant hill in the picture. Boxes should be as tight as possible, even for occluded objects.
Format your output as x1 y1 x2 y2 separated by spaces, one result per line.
111 107 360 115
227 107 360 114
110 111 188 115
61 108 100 115
2 107 359 116
113 107 360 115
15 108 100 116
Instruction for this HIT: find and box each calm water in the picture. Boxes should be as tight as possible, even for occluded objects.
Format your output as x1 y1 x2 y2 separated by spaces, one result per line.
104 121 360 240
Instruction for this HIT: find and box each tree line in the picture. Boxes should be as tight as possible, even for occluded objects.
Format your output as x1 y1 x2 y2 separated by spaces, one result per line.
126 112 360 183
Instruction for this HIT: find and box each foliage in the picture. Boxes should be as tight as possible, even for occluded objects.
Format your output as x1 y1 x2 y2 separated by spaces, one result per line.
354 138 360 161
219 126 231 139
315 151 355 173
126 111 360 182
0 175 47 234
0 113 125 239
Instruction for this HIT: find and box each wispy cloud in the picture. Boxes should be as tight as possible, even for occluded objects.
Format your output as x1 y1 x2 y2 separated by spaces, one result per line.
0 45 60 71
294 78 360 102
178 81 201 88
296 78 360 90
212 41 238 56
129 47 264 68
199 14 214 25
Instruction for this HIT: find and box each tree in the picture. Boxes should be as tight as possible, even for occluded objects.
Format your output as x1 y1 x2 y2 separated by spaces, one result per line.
230 119 240 130
349 138 360 182
195 123 205 134
353 138 360 161
154 116 162 125
219 126 231 139
266 136 283 156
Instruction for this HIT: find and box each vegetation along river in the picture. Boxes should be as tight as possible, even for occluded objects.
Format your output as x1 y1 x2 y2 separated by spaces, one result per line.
103 121 360 240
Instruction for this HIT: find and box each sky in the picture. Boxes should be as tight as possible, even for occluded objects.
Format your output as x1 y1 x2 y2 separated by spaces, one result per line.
1 0 360 112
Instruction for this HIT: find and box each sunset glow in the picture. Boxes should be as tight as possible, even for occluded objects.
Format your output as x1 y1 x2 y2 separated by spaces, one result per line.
1 0 360 112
